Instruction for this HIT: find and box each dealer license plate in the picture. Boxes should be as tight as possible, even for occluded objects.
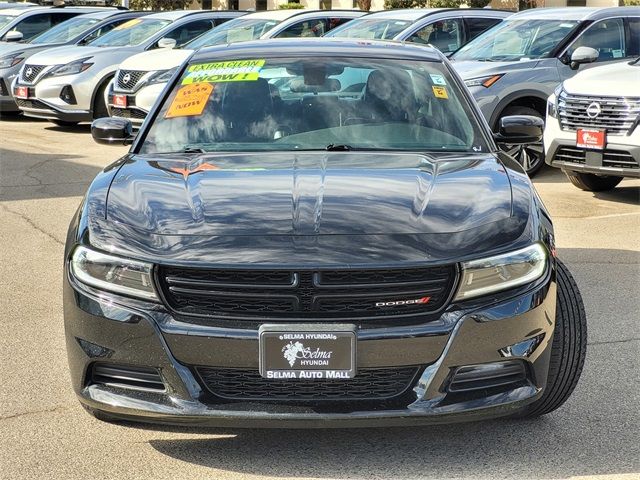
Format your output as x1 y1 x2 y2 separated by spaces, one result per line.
259 324 356 379
576 128 606 150
14 86 28 99
112 94 127 108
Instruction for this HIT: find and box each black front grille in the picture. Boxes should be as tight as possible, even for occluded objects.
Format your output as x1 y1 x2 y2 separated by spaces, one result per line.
111 106 147 120
197 366 421 401
157 265 457 322
116 69 147 91
603 150 638 169
21 64 46 83
553 147 638 169
15 98 49 110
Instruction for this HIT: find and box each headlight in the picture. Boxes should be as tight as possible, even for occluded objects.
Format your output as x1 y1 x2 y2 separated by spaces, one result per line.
464 74 504 88
70 246 158 301
0 53 24 69
548 84 563 119
454 243 548 301
47 57 93 78
145 67 177 86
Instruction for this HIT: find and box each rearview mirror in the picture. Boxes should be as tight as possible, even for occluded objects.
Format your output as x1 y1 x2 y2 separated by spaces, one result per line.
91 117 135 146
494 115 543 145
157 37 177 49
570 46 598 70
4 30 23 42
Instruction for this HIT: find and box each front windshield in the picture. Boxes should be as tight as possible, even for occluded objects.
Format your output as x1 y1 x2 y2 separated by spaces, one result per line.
186 18 280 49
0 14 17 31
88 18 170 47
453 19 580 61
326 18 411 40
29 16 99 44
140 56 488 155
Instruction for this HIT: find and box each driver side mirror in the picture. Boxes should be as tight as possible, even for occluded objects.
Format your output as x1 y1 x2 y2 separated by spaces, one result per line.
4 30 23 42
569 46 599 70
494 115 544 145
157 37 177 49
91 117 136 146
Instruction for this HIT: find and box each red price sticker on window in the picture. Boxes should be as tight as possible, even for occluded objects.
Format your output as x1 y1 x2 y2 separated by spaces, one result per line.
164 82 213 119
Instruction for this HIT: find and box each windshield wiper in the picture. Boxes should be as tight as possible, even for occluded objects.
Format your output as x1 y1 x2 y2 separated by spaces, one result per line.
325 144 352 151
182 146 207 154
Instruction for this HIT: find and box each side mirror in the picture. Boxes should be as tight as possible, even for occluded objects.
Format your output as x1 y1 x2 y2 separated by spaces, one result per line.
494 115 544 145
570 46 598 70
157 37 177 49
91 117 135 145
4 30 23 42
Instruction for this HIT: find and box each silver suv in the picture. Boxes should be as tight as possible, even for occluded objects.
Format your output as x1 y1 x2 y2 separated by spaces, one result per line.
12 10 235 126
451 7 640 176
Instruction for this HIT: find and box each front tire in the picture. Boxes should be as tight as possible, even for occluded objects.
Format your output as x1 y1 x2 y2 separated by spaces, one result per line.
565 171 623 192
517 259 587 418
499 106 546 177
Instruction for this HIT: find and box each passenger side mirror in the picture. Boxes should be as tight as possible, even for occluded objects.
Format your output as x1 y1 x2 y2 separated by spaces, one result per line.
569 46 598 70
91 117 136 146
4 30 23 42
494 115 543 145
157 37 177 49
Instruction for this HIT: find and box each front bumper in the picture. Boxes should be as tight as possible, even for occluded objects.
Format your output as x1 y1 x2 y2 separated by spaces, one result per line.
12 71 95 122
108 82 164 127
544 112 640 178
64 266 556 428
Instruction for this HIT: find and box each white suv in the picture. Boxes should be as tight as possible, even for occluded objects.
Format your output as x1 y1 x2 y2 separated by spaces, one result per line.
107 10 363 127
544 57 640 191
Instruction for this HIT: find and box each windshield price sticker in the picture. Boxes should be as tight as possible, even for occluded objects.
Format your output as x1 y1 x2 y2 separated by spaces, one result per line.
182 59 265 85
114 18 142 31
430 73 446 85
165 82 213 119
432 85 449 99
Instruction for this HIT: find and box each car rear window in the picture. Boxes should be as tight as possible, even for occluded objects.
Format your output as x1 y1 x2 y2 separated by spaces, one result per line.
139 56 489 155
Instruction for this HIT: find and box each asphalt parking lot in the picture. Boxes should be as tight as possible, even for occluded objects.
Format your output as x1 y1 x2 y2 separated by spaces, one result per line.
1 116 639 480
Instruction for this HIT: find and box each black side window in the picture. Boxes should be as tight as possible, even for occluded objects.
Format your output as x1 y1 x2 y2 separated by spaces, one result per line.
568 18 628 61
465 17 501 42
12 13 52 41
275 19 328 38
629 18 640 57
163 20 214 47
326 17 353 32
51 12 78 27
406 19 464 55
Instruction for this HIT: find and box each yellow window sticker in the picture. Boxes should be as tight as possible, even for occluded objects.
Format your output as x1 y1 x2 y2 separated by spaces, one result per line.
182 59 265 85
114 18 142 31
165 82 214 119
432 86 448 99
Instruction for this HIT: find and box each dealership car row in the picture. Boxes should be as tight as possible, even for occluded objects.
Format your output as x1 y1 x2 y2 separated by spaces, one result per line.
1 4 639 185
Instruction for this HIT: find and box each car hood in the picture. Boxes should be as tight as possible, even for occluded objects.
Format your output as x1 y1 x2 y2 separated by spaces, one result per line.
26 44 139 66
118 47 193 72
104 152 515 237
563 61 640 97
451 59 541 80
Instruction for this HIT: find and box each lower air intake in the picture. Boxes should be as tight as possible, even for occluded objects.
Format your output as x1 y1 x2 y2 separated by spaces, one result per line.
197 366 421 401
91 363 164 392
447 361 527 393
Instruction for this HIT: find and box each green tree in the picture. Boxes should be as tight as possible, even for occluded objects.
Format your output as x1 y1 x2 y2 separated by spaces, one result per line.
383 0 426 9
129 0 192 9
356 0 372 11
466 0 491 6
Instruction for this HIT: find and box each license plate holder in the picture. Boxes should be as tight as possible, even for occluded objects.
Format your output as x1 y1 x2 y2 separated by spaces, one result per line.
112 94 128 108
259 324 356 379
576 128 606 150
14 86 29 99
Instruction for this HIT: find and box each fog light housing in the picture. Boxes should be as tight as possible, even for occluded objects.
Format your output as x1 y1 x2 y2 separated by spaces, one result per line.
60 85 77 105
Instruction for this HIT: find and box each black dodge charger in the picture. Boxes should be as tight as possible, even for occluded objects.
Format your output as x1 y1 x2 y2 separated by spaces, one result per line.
64 39 587 427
